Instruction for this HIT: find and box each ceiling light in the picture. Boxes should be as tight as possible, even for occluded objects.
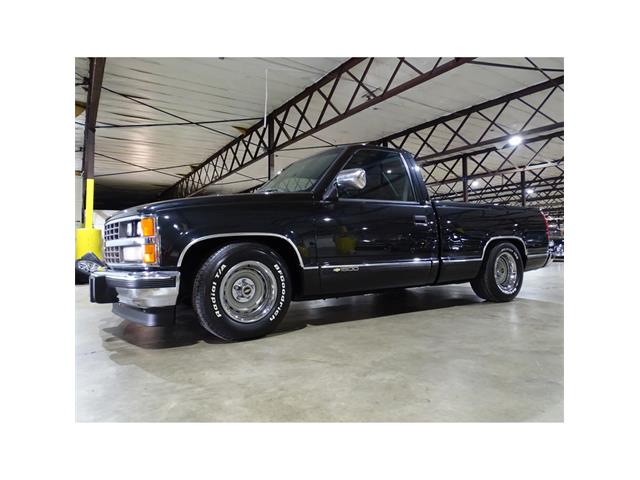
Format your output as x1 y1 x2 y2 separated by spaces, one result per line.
526 188 534 195
470 180 480 188
508 135 523 147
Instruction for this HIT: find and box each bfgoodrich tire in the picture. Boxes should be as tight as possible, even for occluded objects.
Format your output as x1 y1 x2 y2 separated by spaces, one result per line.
192 242 292 341
470 242 524 302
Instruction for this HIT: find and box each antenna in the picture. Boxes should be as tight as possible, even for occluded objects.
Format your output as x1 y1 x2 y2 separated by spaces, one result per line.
263 68 268 128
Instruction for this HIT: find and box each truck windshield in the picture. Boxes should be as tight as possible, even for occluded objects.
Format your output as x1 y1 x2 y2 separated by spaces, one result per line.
257 147 345 193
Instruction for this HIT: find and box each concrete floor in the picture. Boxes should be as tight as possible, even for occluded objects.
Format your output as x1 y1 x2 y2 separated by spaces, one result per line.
76 263 563 422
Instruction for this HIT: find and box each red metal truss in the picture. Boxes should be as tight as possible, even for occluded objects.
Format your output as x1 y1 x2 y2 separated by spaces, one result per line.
366 74 564 208
161 57 475 199
375 76 563 161
423 134 564 200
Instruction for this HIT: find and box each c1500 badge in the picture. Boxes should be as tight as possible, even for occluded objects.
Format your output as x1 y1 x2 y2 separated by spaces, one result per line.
333 266 359 272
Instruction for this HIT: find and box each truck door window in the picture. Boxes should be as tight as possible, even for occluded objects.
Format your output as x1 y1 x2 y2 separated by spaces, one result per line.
339 150 416 202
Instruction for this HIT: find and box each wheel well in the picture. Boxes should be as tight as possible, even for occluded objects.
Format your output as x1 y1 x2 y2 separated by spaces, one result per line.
177 236 304 303
483 237 527 268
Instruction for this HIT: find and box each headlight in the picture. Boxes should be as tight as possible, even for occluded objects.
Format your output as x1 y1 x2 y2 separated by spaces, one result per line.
122 246 143 262
122 244 157 264
118 216 158 264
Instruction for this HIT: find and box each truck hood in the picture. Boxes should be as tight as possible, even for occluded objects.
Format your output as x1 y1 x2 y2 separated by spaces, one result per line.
107 191 315 221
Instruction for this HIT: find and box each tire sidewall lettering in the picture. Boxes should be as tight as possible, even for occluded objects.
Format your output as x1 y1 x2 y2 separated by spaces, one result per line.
210 259 288 323
209 263 227 318
269 262 286 322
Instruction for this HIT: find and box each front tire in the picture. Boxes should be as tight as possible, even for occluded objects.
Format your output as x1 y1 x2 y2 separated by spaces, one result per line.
470 242 523 302
192 243 292 341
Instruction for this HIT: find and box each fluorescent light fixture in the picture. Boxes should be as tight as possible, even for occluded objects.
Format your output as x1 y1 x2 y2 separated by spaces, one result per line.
508 135 523 147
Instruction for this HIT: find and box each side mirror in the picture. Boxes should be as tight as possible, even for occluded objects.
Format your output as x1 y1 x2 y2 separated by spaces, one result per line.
336 168 366 191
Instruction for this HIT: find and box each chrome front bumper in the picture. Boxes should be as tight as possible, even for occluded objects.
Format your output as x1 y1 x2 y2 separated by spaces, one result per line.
89 270 180 309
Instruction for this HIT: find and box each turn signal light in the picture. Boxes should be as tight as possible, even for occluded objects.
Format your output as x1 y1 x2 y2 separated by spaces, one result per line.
140 217 155 237
143 244 156 263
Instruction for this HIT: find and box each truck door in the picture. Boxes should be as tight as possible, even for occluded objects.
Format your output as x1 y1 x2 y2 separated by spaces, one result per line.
315 148 438 294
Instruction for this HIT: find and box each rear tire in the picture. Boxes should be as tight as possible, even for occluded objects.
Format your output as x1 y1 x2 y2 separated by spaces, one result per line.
470 242 523 302
192 242 292 341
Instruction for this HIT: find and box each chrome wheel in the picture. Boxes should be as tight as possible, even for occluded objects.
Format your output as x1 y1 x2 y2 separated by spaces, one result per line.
494 251 519 294
218 261 277 323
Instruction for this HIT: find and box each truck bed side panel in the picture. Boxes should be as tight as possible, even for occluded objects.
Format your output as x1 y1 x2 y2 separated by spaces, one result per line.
433 201 548 284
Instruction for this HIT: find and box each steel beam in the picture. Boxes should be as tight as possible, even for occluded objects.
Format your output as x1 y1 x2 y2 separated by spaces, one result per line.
420 130 563 169
417 122 563 164
435 173 564 203
428 157 563 190
422 131 563 199
471 184 564 205
462 155 469 202
375 76 563 155
160 57 475 198
427 158 564 203
81 57 106 228
498 192 564 206
366 74 564 209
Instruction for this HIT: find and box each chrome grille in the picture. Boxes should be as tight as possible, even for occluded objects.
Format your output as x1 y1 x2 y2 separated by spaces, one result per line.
104 220 123 264
104 245 121 264
104 222 120 241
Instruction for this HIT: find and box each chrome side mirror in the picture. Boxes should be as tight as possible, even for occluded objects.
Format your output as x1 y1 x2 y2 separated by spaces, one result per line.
336 168 366 191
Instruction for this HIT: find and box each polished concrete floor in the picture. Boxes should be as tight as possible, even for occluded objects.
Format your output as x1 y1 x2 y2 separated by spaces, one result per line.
76 263 564 422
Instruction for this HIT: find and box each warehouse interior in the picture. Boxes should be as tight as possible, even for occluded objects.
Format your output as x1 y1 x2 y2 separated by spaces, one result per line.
75 57 564 422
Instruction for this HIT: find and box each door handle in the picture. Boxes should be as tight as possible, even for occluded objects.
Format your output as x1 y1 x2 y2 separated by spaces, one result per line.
414 215 428 225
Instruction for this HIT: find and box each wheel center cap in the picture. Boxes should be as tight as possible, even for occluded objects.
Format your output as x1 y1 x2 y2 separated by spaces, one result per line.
232 278 256 303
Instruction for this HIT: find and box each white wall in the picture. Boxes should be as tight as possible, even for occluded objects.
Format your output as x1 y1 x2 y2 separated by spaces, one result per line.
75 175 118 230
75 175 83 228
93 210 118 230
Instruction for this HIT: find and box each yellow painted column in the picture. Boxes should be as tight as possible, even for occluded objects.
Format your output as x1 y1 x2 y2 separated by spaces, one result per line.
75 178 103 261
85 178 94 229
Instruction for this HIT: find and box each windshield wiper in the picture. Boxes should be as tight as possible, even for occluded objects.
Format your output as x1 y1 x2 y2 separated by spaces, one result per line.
259 188 280 193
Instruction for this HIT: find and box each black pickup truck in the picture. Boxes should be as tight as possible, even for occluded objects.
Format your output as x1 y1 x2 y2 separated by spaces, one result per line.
90 146 551 341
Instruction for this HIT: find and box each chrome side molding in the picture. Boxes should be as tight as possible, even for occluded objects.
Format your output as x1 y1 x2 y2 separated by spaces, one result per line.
319 259 435 270
481 236 528 259
177 232 305 268
441 257 482 263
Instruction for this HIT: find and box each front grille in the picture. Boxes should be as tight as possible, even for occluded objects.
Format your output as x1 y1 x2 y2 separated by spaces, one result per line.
104 245 121 264
102 215 156 266
104 219 123 264
104 221 120 241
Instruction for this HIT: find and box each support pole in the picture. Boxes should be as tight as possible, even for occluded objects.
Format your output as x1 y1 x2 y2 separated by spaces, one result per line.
82 57 106 228
462 155 469 202
76 58 106 268
520 171 526 207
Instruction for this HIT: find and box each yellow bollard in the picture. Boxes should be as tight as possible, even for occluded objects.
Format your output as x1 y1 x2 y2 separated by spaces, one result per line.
76 227 103 261
75 178 102 261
